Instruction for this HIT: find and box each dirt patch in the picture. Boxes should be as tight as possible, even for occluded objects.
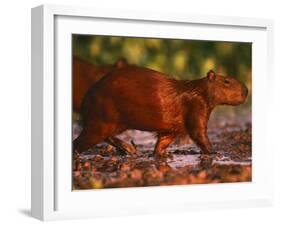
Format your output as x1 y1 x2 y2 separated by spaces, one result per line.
73 119 252 189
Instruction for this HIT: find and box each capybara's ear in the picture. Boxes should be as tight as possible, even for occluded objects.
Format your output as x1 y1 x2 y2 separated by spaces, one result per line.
115 57 128 68
207 70 216 80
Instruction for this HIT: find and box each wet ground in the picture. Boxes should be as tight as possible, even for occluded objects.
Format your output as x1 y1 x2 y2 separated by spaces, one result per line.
73 109 252 189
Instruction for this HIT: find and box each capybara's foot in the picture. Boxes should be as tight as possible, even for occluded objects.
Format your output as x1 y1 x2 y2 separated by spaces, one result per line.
106 137 138 155
209 150 217 155
199 154 214 168
201 148 217 155
122 142 138 155
154 150 173 159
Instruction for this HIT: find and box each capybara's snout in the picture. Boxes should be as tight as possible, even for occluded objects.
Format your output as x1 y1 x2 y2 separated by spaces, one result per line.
241 85 248 99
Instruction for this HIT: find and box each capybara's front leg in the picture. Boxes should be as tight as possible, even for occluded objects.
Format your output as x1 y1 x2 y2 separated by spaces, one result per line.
154 134 176 157
186 118 212 155
191 130 212 155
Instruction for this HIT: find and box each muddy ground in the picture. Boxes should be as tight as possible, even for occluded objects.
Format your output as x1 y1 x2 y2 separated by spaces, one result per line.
73 109 252 189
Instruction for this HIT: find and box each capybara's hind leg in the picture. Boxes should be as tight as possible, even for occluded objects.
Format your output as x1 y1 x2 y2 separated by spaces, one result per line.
73 130 104 154
106 137 137 155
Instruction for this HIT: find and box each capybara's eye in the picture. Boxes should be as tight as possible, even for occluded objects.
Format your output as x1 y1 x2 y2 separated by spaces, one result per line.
224 79 230 85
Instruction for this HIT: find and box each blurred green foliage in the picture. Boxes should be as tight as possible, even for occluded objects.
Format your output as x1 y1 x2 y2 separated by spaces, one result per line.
73 34 252 117
73 34 251 91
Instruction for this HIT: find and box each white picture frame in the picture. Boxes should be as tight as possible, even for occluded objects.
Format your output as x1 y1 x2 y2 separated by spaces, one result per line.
31 4 274 221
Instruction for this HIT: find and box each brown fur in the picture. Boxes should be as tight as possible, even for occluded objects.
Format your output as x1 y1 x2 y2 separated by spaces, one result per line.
74 66 248 156
72 56 128 112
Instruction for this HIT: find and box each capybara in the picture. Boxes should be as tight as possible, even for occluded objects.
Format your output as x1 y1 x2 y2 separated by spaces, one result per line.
73 56 128 112
73 66 248 156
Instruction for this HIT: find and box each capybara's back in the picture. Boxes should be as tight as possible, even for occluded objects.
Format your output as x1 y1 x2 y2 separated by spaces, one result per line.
72 56 128 112
81 66 185 133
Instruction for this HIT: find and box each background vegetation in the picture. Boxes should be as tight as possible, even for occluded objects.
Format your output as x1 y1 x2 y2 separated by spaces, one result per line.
73 34 252 108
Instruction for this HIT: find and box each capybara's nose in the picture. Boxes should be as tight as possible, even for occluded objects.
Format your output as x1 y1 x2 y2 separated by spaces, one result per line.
241 85 248 98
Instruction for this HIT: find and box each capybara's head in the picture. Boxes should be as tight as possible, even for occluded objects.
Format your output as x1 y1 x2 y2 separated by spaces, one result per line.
206 70 248 106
